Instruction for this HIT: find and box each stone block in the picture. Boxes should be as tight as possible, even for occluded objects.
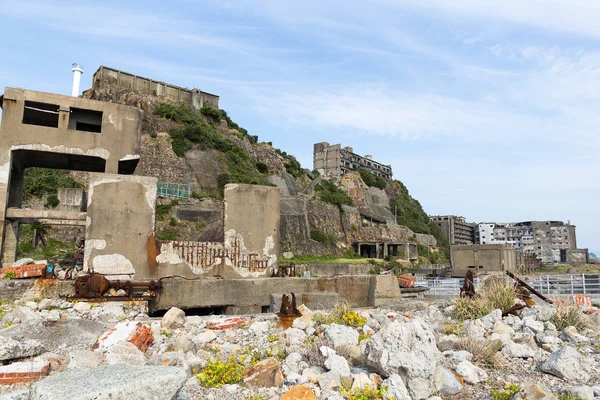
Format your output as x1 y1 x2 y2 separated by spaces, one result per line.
270 292 342 312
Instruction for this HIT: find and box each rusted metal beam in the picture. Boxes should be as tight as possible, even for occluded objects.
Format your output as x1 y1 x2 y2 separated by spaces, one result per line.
506 270 554 304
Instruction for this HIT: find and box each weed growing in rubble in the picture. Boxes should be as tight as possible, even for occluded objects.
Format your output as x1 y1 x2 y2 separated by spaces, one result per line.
451 277 517 321
551 302 591 331
454 337 506 369
358 332 372 342
490 384 520 400
341 385 388 400
312 301 366 327
267 334 279 343
440 321 465 335
2 272 16 280
197 354 243 388
244 345 286 365
161 330 173 338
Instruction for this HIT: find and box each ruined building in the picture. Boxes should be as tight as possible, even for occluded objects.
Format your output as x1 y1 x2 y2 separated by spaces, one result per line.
430 215 476 245
313 142 392 180
91 66 219 109
476 220 588 265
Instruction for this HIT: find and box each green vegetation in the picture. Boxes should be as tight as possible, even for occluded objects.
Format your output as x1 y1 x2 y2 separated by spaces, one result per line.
23 168 82 200
312 302 366 327
551 303 591 331
310 229 338 245
156 199 179 219
274 148 305 179
388 180 449 256
154 104 271 190
243 344 286 365
17 224 77 261
357 168 387 190
46 194 60 208
197 355 243 388
199 105 257 143
440 321 465 335
451 278 517 320
341 385 387 400
2 272 16 280
157 229 176 241
315 180 353 209
454 336 505 368
255 162 269 174
490 384 520 400
287 252 371 265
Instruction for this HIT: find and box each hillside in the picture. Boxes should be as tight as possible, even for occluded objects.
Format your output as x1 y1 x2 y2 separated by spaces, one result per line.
18 81 447 264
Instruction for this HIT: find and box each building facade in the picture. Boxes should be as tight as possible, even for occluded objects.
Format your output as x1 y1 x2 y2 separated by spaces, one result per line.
430 215 476 245
91 66 219 109
450 244 517 277
313 142 392 180
476 220 580 264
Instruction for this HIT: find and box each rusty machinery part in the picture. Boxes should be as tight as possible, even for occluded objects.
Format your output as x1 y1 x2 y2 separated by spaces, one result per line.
277 293 301 317
460 271 476 298
69 273 162 301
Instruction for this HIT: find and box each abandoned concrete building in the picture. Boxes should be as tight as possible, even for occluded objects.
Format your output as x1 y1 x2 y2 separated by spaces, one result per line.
476 220 588 265
450 244 517 277
91 66 219 109
430 215 476 245
313 142 392 180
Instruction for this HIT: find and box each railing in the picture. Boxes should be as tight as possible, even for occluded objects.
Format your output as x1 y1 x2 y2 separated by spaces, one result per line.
416 274 600 295
157 181 191 199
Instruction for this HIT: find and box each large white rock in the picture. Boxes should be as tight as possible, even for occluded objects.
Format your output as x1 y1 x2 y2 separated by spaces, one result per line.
194 330 216 345
325 324 359 349
502 339 535 359
540 347 594 383
0 336 45 361
455 360 487 384
161 307 185 329
443 350 472 368
510 381 557 400
73 302 91 314
476 309 502 330
69 349 105 370
433 366 463 395
30 365 188 400
382 374 411 400
105 341 146 366
249 321 269 336
523 317 545 334
364 319 440 399
324 354 351 377
563 385 594 400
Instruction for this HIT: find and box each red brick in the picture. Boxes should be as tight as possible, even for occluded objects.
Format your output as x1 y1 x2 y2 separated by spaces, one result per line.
1 264 46 279
0 360 49 384
208 317 247 330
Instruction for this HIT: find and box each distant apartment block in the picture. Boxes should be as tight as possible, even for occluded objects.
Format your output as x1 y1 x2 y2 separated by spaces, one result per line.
430 215 476 245
476 220 586 264
91 65 219 109
313 142 392 180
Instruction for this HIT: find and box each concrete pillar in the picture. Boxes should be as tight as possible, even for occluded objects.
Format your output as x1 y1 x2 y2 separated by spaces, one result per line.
2 221 19 266
105 158 119 175
383 243 388 259
7 162 24 208
404 243 410 260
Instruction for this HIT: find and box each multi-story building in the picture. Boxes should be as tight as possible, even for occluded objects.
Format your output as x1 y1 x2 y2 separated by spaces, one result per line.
476 220 579 264
313 142 392 180
430 215 476 245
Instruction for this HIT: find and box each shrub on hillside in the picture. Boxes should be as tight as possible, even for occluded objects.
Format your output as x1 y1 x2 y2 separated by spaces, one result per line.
451 277 517 320
357 168 387 189
310 229 337 245
315 180 353 209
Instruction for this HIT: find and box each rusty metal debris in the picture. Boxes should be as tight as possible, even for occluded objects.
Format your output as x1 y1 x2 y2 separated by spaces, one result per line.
506 271 553 304
276 293 301 329
460 271 476 298
69 273 161 301
271 263 296 277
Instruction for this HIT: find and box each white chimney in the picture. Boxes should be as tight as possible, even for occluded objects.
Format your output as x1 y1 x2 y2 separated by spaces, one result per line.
71 63 84 97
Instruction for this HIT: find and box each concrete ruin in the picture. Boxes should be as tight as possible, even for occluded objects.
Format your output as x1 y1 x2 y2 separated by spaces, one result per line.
450 244 517 277
0 87 142 266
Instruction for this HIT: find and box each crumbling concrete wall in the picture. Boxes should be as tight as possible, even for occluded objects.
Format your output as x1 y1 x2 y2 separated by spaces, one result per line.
224 184 280 276
156 184 280 278
451 244 516 277
84 173 157 279
566 249 589 265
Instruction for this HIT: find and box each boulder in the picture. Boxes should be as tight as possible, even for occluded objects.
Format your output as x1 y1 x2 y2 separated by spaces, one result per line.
477 309 502 330
0 336 45 361
562 385 594 400
561 326 590 345
433 366 463 395
351 373 373 391
493 321 515 336
324 354 351 377
302 366 325 383
455 360 487 384
194 329 217 345
73 302 91 313
243 357 284 388
364 318 440 399
37 299 60 311
30 365 187 400
509 381 557 400
382 374 411 400
161 307 185 329
325 324 359 348
249 321 269 336
105 341 146 365
280 384 316 400
502 339 535 359
540 346 592 383
522 317 545 334
443 350 472 368
173 336 195 353
68 349 105 370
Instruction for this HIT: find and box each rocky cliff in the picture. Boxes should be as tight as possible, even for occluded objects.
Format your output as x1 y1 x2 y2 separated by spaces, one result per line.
81 82 444 261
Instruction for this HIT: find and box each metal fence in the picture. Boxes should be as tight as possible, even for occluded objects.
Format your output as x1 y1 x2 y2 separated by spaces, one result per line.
157 181 191 199
416 274 600 295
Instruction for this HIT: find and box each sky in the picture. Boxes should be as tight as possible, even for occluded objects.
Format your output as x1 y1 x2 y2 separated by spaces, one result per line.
0 0 599 252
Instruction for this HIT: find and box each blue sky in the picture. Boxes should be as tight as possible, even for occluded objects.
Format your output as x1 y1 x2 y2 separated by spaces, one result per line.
1 0 599 252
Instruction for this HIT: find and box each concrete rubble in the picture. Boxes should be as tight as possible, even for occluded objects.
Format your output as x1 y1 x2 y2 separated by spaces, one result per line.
0 294 595 400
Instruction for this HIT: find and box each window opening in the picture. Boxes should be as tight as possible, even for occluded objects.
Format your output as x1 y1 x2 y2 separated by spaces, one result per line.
69 108 102 133
22 101 59 128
